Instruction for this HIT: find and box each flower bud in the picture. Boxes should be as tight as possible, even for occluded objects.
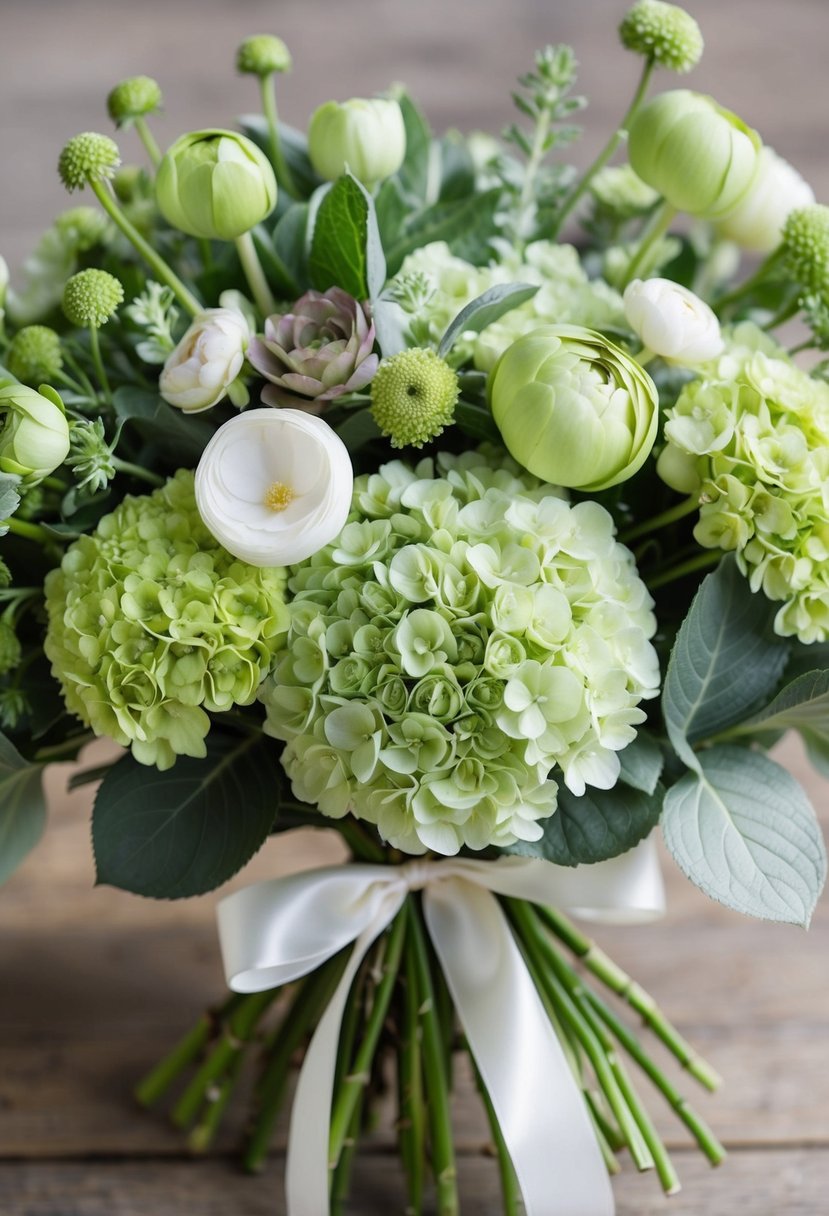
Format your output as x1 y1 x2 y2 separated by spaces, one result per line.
628 90 761 218
159 308 250 413
623 278 723 364
54 206 111 251
488 324 659 491
715 147 815 254
0 383 70 480
155 129 277 240
619 0 703 74
107 76 163 127
6 326 64 384
236 34 292 76
370 348 459 448
307 98 406 187
195 408 354 566
58 132 121 192
62 269 124 328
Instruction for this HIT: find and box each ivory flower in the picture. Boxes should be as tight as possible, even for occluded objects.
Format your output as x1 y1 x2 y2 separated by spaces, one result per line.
623 278 723 363
160 308 249 412
195 408 353 566
716 148 814 254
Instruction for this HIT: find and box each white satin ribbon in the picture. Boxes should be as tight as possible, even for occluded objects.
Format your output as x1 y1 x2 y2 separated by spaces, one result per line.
218 838 664 1216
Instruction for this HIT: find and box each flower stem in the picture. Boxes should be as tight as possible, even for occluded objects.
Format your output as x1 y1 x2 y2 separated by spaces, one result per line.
619 494 699 544
472 1057 521 1215
89 179 202 317
111 455 164 486
135 994 243 1108
408 898 459 1216
4 518 51 544
534 904 722 1091
235 230 277 318
134 116 162 169
714 246 785 316
187 1047 245 1153
764 296 800 331
647 548 721 590
398 934 426 1216
330 1085 366 1214
551 57 655 239
519 109 553 217
621 200 678 289
260 74 298 197
87 325 111 404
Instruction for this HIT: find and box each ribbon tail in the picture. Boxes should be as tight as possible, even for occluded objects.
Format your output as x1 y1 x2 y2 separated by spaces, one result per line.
285 888 405 1216
424 879 616 1216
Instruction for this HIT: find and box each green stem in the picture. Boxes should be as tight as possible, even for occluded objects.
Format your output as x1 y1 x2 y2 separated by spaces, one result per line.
4 517 51 543
472 1059 521 1214
187 1047 245 1153
62 348 98 401
620 495 699 544
89 179 201 316
647 548 721 590
399 935 426 1216
519 109 553 216
551 57 655 238
339 817 386 863
621 200 678 289
764 296 800 331
134 116 162 169
235 231 277 318
408 899 459 1216
260 74 298 196
135 994 242 1107
33 731 95 763
87 325 111 404
535 905 722 1091
330 1086 366 1214
111 455 164 486
714 246 785 316
329 911 407 1170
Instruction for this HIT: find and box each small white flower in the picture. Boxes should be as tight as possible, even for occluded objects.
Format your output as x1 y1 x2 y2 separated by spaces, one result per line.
159 307 249 412
623 278 723 364
716 147 815 254
195 408 354 566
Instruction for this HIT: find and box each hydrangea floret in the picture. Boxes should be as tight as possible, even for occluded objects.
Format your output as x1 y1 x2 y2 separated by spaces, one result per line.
658 322 829 641
44 469 289 770
261 449 659 856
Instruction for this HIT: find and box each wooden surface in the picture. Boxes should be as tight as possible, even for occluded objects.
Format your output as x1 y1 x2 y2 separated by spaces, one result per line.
2 1 829 1211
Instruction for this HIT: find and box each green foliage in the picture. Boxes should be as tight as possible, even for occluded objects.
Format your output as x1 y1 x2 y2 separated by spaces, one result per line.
309 174 386 301
437 283 539 358
0 730 46 885
509 781 662 866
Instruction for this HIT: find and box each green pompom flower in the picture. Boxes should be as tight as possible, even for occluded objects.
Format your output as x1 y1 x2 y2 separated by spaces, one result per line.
236 34 292 76
781 205 829 295
54 206 111 251
262 449 659 856
58 132 121 192
6 326 63 384
619 0 703 73
107 76 163 126
62 269 124 328
370 348 459 448
44 470 289 770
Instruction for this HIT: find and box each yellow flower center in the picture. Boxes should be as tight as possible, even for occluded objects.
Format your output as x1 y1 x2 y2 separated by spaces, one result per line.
264 481 295 511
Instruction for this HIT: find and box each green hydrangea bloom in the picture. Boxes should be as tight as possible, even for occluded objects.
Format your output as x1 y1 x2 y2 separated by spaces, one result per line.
262 449 659 856
44 469 288 769
659 322 829 642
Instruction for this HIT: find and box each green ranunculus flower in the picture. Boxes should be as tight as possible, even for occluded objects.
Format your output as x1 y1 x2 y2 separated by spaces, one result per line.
0 382 70 480
156 129 277 240
488 324 659 491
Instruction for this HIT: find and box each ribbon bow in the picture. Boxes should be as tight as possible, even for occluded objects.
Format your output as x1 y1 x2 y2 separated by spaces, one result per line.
218 840 664 1216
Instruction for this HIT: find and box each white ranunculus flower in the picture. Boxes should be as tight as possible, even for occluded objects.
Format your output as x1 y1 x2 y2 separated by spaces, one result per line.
715 147 815 254
159 307 249 413
195 408 354 566
623 278 724 364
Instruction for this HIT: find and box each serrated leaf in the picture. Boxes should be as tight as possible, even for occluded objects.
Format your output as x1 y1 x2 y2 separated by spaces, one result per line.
437 282 538 358
618 731 664 795
309 175 371 299
0 731 46 885
662 555 789 769
507 782 662 866
662 745 826 926
92 732 281 899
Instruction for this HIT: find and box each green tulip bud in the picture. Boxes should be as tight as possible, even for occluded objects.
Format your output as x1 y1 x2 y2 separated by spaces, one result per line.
0 383 70 480
236 34 292 76
628 89 761 218
307 98 406 187
107 76 163 127
58 132 121 192
619 1 703 74
488 325 659 491
155 129 277 240
370 348 458 448
62 269 124 328
6 326 63 384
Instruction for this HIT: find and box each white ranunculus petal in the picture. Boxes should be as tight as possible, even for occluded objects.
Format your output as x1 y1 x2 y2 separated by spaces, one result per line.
623 278 723 366
159 307 250 413
194 408 354 566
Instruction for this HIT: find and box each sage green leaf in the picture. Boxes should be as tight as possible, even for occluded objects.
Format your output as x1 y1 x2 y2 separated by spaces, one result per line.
737 670 829 736
507 782 662 866
662 555 788 769
385 189 501 275
0 731 46 885
662 745 826 926
618 731 664 795
395 91 432 202
437 282 539 358
92 732 281 899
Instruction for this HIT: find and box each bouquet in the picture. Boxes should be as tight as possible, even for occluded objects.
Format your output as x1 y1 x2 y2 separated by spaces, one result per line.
2 2 828 1211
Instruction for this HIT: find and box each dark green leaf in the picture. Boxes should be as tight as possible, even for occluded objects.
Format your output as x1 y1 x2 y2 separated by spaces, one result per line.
273 203 310 292
113 387 215 466
238 115 322 198
395 92 432 202
618 731 664 795
375 177 411 251
92 731 281 899
507 782 662 866
385 189 502 275
336 408 382 450
662 745 826 926
453 399 501 442
309 175 370 299
437 282 538 358
0 731 46 885
437 134 476 201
